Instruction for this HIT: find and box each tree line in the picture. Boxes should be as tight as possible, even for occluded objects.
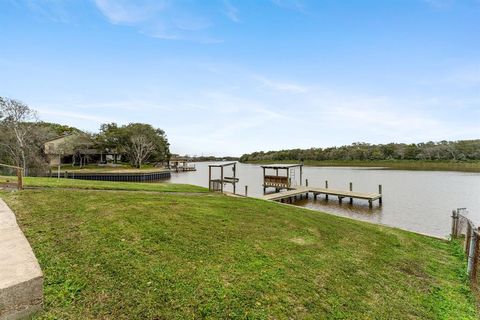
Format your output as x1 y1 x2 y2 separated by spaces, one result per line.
0 97 170 174
240 140 480 163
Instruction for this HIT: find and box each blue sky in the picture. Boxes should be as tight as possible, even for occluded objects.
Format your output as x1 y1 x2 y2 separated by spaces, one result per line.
1 0 479 156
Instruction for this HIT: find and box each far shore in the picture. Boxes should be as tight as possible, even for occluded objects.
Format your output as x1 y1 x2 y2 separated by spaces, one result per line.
241 159 480 172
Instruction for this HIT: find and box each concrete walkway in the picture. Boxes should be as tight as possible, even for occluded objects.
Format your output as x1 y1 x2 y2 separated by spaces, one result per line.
0 199 43 320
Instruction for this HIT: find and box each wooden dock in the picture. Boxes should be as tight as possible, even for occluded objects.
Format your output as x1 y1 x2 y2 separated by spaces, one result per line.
262 186 382 207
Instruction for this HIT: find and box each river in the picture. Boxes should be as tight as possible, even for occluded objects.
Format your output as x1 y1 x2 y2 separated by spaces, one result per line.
168 162 480 238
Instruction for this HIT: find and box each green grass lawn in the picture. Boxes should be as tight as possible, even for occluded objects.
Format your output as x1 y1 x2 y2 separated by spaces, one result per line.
0 182 477 319
244 159 480 172
0 176 207 193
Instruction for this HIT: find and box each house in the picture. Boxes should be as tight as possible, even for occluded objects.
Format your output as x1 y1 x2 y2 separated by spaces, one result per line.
43 134 104 166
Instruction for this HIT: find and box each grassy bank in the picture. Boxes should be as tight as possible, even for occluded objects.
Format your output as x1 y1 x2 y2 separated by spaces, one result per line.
0 176 207 193
244 159 480 172
0 179 477 319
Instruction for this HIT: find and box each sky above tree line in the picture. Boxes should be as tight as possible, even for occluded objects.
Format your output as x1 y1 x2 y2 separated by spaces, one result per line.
1 0 479 156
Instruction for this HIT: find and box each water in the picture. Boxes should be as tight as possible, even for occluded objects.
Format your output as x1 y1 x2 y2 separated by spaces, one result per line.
168 162 480 238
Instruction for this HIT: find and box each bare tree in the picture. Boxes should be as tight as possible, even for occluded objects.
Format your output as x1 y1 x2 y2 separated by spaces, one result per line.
129 135 155 168
0 98 38 172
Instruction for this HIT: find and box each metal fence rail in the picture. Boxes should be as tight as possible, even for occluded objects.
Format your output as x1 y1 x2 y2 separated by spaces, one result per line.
451 208 480 283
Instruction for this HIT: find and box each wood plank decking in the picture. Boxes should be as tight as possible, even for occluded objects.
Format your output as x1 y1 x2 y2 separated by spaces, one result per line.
262 186 382 206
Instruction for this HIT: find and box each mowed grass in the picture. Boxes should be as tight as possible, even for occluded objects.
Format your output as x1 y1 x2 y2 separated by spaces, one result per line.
0 175 207 193
1 185 477 319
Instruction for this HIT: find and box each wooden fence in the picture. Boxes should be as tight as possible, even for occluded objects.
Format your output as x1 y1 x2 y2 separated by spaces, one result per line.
0 164 23 190
451 208 480 284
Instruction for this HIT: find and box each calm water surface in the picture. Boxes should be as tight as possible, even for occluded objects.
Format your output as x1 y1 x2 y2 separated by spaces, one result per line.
169 162 480 238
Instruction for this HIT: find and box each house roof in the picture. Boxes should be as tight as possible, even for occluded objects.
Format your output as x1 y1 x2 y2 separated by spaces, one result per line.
43 134 74 144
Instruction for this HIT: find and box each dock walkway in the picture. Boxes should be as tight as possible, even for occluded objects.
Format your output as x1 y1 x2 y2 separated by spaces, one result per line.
262 186 382 206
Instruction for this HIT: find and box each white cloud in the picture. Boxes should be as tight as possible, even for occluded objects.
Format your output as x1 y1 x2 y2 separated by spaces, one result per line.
254 75 308 93
29 63 480 156
223 0 240 22
37 108 113 125
92 0 226 42
11 0 74 23
93 0 167 24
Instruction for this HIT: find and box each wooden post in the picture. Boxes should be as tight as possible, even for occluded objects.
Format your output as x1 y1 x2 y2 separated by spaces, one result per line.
208 166 212 191
263 167 266 194
465 223 472 256
16 168 23 190
379 184 383 204
245 185 248 197
287 168 290 189
314 193 317 200
300 166 303 186
233 163 236 194
306 179 308 187
220 166 224 194
471 228 480 281
349 182 353 204
451 210 459 238
325 180 329 200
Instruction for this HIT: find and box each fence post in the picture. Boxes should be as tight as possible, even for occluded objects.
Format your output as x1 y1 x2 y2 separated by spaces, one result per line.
245 185 248 197
471 228 480 281
465 222 472 255
467 230 477 277
16 168 23 190
451 210 459 238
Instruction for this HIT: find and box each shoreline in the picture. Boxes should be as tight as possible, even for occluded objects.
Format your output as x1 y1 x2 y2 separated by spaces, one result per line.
241 160 480 173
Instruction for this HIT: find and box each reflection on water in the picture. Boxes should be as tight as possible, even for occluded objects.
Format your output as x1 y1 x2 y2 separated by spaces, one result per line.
169 162 480 238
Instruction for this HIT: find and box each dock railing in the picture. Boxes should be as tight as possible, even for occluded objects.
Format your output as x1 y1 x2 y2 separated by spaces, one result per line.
451 208 480 285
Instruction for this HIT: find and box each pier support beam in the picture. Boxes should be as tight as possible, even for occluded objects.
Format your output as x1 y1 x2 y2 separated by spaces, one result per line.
379 185 383 204
349 182 353 204
325 180 329 200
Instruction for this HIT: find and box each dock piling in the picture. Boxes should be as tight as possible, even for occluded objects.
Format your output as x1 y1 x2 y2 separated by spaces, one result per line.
378 184 383 204
349 182 353 204
325 180 329 200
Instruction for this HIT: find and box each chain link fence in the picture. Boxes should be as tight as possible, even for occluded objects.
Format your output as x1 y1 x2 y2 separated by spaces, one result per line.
451 208 480 285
